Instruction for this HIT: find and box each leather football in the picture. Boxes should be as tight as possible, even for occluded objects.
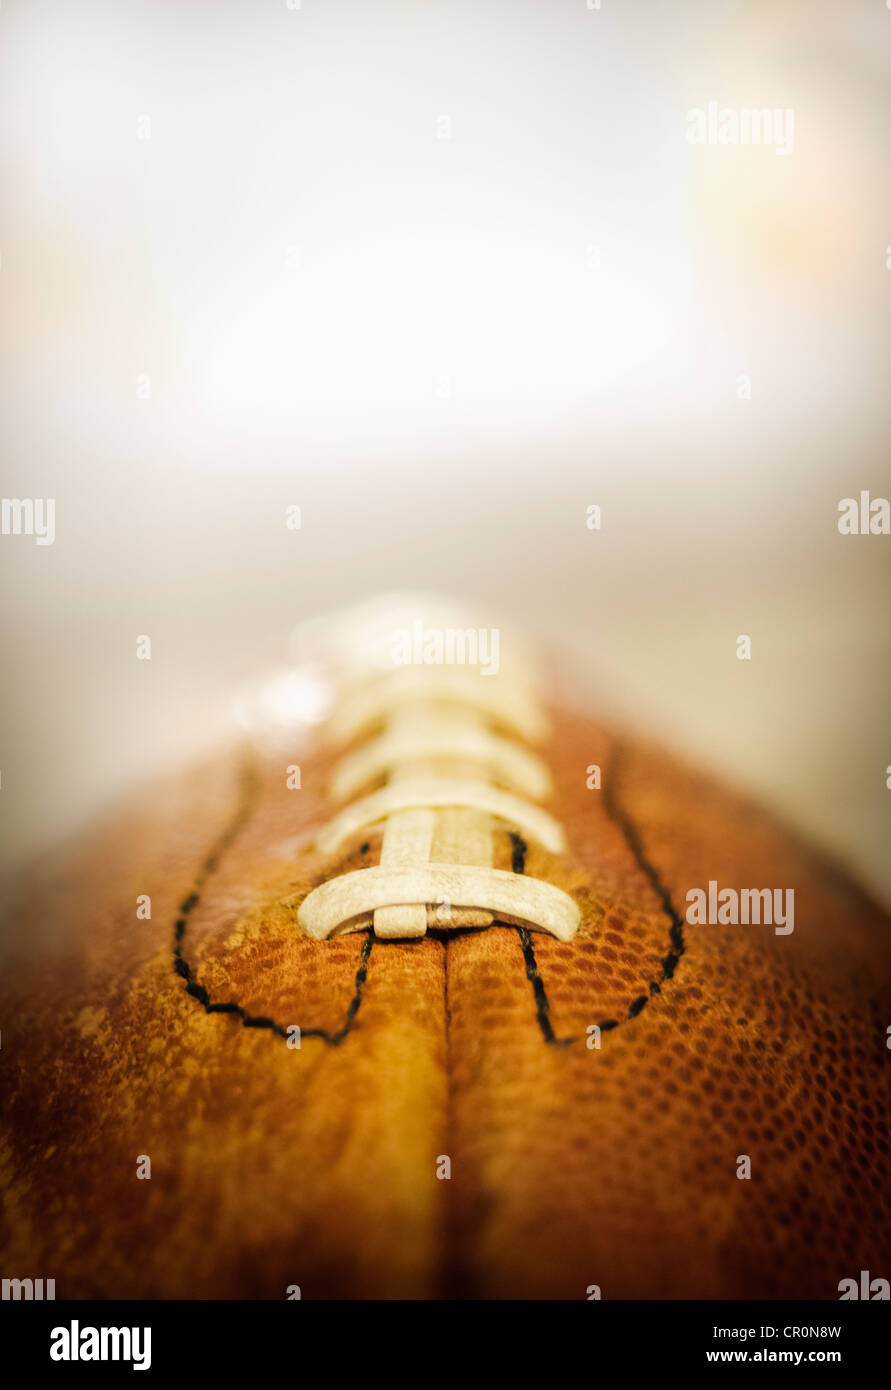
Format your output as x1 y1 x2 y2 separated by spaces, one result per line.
1 601 889 1300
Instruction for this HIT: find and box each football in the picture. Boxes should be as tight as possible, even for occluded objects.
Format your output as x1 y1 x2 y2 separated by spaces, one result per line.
1 599 889 1300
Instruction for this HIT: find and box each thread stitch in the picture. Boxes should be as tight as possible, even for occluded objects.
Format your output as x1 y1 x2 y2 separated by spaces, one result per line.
172 757 373 1046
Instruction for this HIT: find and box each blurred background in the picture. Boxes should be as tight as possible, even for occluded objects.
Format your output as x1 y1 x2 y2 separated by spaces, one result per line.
1 0 889 900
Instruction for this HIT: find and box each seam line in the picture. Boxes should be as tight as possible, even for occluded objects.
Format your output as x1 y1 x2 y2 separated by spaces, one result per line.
515 737 687 1046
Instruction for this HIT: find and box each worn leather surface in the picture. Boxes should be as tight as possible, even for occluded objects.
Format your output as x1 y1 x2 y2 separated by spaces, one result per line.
1 684 889 1299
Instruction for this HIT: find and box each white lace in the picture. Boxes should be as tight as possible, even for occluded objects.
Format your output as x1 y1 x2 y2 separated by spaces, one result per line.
297 668 581 942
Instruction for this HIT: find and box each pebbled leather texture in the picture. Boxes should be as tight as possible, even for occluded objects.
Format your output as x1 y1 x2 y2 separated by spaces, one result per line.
1 682 889 1299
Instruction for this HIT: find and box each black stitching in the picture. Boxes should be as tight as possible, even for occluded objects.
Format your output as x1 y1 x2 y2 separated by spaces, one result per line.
512 738 687 1046
601 737 687 1018
515 923 577 1047
509 832 576 1046
173 755 373 1047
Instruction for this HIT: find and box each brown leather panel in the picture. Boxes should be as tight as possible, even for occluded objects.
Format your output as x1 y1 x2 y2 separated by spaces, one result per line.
0 746 447 1299
443 697 891 1298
